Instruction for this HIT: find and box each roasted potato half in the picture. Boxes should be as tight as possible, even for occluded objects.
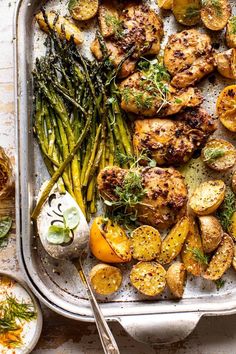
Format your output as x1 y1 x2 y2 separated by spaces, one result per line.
226 17 236 48
157 0 173 10
215 49 236 80
202 139 236 171
232 171 236 194
90 217 131 263
68 0 99 21
35 11 83 45
131 226 162 261
181 217 205 276
217 85 236 132
203 234 234 281
166 262 186 298
158 216 190 265
189 180 226 216
228 211 236 241
172 0 201 26
201 0 231 31
98 1 119 38
90 264 122 296
130 261 166 296
198 216 223 253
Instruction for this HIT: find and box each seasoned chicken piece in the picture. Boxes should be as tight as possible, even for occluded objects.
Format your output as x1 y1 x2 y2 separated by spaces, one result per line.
119 3 164 58
119 71 203 116
171 55 215 89
133 108 217 166
164 29 215 88
91 2 163 78
98 1 119 38
98 166 188 229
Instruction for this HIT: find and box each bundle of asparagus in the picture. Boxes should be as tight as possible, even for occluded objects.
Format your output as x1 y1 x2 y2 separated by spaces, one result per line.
32 20 133 221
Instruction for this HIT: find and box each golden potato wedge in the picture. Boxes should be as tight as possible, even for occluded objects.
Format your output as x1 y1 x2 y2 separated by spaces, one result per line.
217 85 236 132
232 171 236 194
215 49 236 79
226 17 236 48
198 216 223 253
189 180 226 216
157 0 173 10
68 0 99 21
90 217 131 263
158 217 190 265
232 244 236 271
202 139 236 171
166 262 186 298
228 211 236 241
130 261 166 296
201 0 231 31
90 263 122 296
98 1 119 38
131 226 162 261
203 233 234 281
35 11 83 45
172 0 201 26
181 217 205 276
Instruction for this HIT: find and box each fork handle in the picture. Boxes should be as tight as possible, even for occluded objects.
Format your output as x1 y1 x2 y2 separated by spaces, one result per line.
83 274 120 354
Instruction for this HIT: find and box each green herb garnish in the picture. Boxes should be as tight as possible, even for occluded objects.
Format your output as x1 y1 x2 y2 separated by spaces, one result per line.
217 190 236 231
184 6 200 19
202 0 222 16
229 16 236 35
188 247 209 265
0 216 12 239
116 151 156 168
203 147 226 162
214 278 226 290
63 207 80 230
105 14 124 39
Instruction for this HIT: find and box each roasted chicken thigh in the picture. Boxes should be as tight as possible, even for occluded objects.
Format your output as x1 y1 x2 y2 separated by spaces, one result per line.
97 166 188 229
133 108 217 165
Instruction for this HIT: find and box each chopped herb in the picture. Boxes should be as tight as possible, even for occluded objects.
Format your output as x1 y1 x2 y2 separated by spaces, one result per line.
105 14 124 39
188 247 209 265
214 278 226 290
203 147 226 162
184 6 200 19
174 98 183 104
202 0 222 16
116 151 156 168
217 190 236 231
122 87 154 110
229 16 236 35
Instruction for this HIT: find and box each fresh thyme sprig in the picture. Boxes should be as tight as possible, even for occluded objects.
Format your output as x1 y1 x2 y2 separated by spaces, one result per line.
105 14 124 39
217 190 236 231
188 247 209 265
116 151 156 168
214 278 226 290
202 0 222 16
203 147 226 162
184 6 201 20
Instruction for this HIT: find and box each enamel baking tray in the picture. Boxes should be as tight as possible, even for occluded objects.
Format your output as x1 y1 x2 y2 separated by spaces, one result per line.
14 0 236 344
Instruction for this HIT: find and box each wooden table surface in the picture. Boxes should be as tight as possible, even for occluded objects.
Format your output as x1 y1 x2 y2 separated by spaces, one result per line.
1 1 236 353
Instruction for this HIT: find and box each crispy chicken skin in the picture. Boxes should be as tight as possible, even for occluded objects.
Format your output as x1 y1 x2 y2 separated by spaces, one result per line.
119 71 203 116
91 2 163 78
164 29 215 88
97 166 188 229
133 108 217 166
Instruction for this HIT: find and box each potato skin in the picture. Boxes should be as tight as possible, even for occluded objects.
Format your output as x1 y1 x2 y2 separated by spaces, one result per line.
89 217 131 263
215 49 236 80
130 261 166 296
166 262 186 298
201 0 231 31
130 225 162 261
158 216 190 264
226 17 236 48
198 216 223 253
203 233 234 281
157 0 173 10
68 0 99 21
232 171 236 194
35 11 83 45
172 0 201 26
189 180 226 216
90 263 122 296
181 217 204 276
202 139 236 171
